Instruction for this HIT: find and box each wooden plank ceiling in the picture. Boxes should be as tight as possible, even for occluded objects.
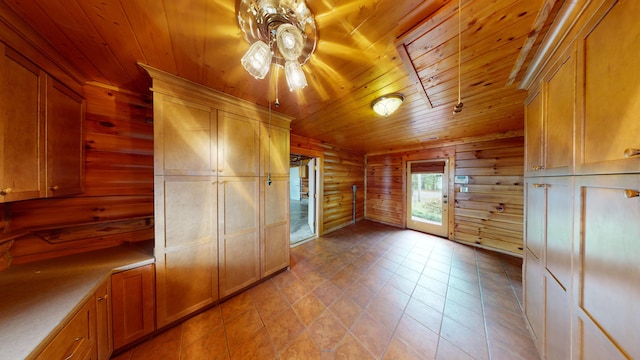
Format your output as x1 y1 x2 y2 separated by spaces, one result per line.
0 0 556 154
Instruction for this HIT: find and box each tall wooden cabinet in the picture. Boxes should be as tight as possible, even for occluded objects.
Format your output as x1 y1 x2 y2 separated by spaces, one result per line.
141 64 292 328
523 0 640 358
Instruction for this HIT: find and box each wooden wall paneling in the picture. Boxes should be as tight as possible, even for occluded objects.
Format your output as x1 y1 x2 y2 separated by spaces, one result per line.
6 83 155 265
291 133 365 235
365 153 405 227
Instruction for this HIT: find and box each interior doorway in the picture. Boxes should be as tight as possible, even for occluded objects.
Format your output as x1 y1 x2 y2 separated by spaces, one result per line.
406 159 450 237
290 154 318 245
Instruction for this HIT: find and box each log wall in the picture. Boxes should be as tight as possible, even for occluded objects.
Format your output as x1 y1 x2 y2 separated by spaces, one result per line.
6 84 154 265
366 137 524 255
290 134 365 234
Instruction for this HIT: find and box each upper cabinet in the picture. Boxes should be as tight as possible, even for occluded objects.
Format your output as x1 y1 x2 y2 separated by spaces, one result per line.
576 0 640 175
218 111 259 177
0 43 45 202
525 45 576 177
0 42 84 203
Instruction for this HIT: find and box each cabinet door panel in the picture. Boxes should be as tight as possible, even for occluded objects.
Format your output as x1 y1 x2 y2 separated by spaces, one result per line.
155 94 215 175
524 250 544 345
525 180 545 259
155 176 217 327
525 90 543 175
46 78 83 197
579 0 640 174
545 274 570 360
578 315 627 360
262 177 289 277
545 50 575 174
219 177 260 297
545 177 572 288
578 175 640 359
96 278 112 360
261 124 290 177
112 264 155 350
218 111 259 177
0 44 44 202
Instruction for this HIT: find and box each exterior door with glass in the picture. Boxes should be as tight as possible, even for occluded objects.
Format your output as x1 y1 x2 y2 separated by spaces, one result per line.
406 159 449 237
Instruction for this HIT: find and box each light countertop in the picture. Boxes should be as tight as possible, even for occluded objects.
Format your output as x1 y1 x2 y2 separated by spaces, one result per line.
0 244 154 360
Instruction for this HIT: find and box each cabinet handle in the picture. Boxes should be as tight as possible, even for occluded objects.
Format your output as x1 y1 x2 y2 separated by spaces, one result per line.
49 185 59 191
63 338 83 360
0 188 12 196
624 189 639 198
98 294 108 301
532 165 544 171
623 148 640 158
533 183 547 188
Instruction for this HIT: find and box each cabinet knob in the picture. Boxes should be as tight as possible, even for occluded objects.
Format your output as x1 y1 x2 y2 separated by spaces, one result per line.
533 183 547 188
624 189 639 198
624 148 640 158
49 185 59 191
532 165 545 171
0 188 12 196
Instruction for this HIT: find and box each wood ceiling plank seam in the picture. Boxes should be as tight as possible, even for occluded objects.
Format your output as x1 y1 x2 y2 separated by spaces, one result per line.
74 0 146 88
161 0 207 84
39 0 130 86
120 0 177 77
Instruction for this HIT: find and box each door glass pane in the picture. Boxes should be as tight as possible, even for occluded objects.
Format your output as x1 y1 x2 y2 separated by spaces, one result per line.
411 173 443 225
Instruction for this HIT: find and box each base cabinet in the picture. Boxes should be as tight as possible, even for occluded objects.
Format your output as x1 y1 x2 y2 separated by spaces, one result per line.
35 297 96 360
111 264 155 350
95 278 112 360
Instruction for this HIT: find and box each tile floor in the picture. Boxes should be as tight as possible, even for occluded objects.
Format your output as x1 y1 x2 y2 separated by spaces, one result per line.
112 220 540 360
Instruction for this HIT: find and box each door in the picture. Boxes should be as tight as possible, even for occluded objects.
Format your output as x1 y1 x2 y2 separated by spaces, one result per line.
406 159 449 237
307 158 316 233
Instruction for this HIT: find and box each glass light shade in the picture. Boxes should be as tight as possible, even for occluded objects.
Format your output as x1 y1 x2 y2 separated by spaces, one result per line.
284 61 307 91
372 94 405 116
241 40 271 79
276 24 304 61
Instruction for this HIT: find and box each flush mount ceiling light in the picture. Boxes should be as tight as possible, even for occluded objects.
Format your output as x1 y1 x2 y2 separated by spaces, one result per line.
238 0 317 91
372 94 405 116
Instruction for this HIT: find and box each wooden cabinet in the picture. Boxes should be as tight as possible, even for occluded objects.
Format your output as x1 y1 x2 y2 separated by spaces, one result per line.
525 45 576 177
155 176 217 327
0 43 44 202
36 296 97 360
576 0 640 175
0 42 83 203
262 176 290 277
95 278 112 360
112 264 156 350
218 177 260 297
142 64 291 324
574 174 639 359
523 1 640 358
45 77 84 197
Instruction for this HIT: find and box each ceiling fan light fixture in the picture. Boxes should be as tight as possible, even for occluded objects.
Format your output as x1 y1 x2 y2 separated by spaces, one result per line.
241 40 272 79
284 60 307 91
372 94 405 116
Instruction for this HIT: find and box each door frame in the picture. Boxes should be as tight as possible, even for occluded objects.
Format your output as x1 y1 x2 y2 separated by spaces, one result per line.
405 157 455 239
290 147 324 237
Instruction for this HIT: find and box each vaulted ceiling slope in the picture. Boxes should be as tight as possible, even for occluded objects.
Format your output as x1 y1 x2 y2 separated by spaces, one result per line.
0 0 557 154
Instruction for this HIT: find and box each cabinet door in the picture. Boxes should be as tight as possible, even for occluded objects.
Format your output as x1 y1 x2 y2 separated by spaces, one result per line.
155 176 218 327
154 94 216 176
219 177 260 297
95 278 112 360
545 48 575 175
525 179 545 259
524 249 544 347
576 174 640 359
36 297 97 360
262 176 290 277
0 44 44 202
112 264 155 350
545 177 573 288
46 77 84 197
218 111 259 177
545 274 570 360
577 0 640 174
525 89 544 176
261 124 290 177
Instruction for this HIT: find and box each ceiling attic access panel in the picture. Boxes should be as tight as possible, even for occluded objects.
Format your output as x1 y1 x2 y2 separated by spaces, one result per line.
395 0 554 117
